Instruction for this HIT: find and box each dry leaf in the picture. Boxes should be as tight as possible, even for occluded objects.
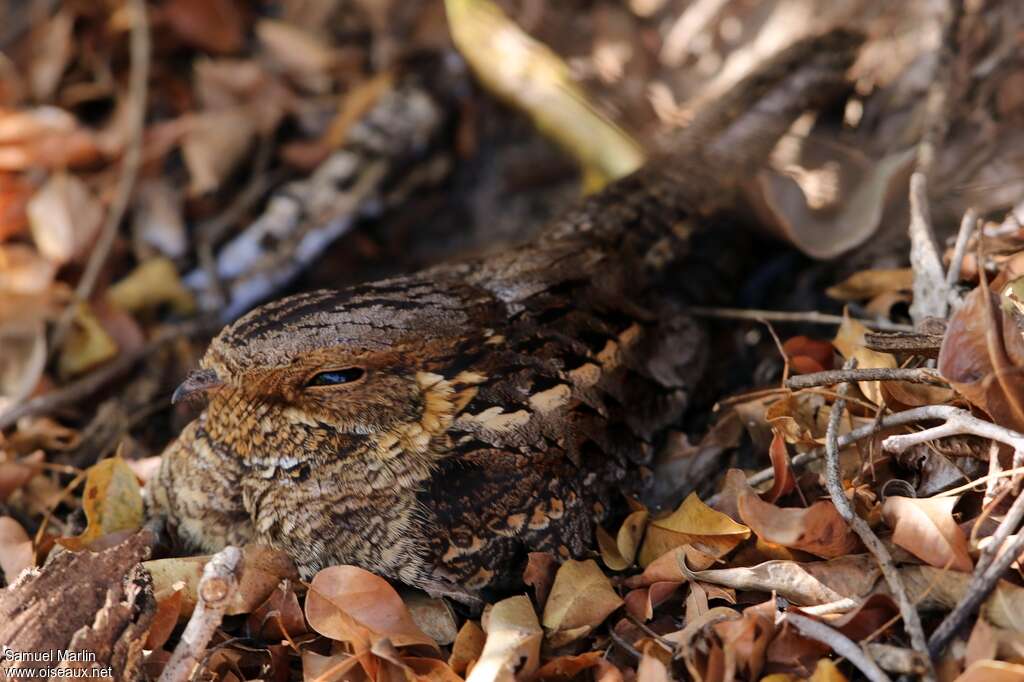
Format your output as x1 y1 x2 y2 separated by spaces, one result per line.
764 430 797 502
256 19 337 92
680 555 880 606
106 257 196 315
58 303 119 377
28 9 74 100
834 313 897 405
956 660 1024 682
305 564 438 650
57 456 143 551
882 496 972 572
534 652 606 680
0 107 103 170
939 286 1024 431
27 172 104 265
162 0 246 54
637 646 673 682
598 509 648 571
738 493 860 559
809 658 850 681
449 620 486 675
900 565 1024 632
783 335 835 375
404 590 459 646
445 0 643 192
0 450 44 502
0 516 34 582
638 492 750 566
145 544 298 616
247 580 307 641
468 595 542 682
542 559 623 644
182 109 255 195
826 269 914 301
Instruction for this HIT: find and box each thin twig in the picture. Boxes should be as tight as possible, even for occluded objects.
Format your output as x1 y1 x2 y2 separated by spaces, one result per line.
685 306 914 332
0 318 215 431
786 367 948 391
881 406 1024 456
782 613 892 682
48 0 151 356
824 359 935 679
158 546 243 682
735 405 963 492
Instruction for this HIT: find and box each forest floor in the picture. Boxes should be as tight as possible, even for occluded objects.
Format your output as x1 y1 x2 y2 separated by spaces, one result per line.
4 0 1024 680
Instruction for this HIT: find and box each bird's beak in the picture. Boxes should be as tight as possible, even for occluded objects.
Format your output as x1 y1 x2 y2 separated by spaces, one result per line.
172 368 224 404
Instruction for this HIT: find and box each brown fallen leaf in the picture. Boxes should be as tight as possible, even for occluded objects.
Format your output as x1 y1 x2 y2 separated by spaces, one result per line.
543 559 623 645
247 580 307 641
900 565 1024 632
403 589 458 646
27 172 104 265
783 335 836 375
0 516 34 583
145 588 184 651
145 544 298 616
57 456 143 551
738 492 860 559
955 660 1024 682
637 644 673 682
598 508 648 571
712 601 775 681
764 430 797 503
826 268 914 301
939 285 1024 432
468 595 542 682
679 555 881 606
882 496 972 572
305 564 437 652
638 492 751 566
524 551 557 610
449 619 486 676
161 0 246 54
0 107 103 170
534 651 606 680
181 108 256 195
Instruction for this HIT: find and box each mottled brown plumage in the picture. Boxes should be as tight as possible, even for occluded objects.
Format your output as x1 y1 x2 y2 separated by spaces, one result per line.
148 31 860 603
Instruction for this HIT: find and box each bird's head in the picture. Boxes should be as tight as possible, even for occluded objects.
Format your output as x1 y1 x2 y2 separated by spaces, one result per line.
174 286 486 476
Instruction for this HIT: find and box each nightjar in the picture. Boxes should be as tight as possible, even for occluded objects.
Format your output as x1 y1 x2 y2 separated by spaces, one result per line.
148 30 861 603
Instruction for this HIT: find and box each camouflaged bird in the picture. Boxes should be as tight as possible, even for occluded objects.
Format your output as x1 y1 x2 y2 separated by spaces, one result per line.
148 31 861 603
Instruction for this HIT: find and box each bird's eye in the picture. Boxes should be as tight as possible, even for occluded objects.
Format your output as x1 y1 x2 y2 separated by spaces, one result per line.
306 368 366 387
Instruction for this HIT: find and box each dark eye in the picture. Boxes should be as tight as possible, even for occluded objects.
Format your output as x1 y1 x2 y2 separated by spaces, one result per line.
306 368 366 387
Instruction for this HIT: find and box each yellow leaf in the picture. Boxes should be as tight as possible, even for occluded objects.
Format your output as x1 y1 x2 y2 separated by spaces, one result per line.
58 302 118 378
57 456 142 550
542 559 623 643
638 492 750 566
833 312 896 405
106 257 195 315
444 0 643 193
598 509 648 571
810 659 849 682
826 268 914 301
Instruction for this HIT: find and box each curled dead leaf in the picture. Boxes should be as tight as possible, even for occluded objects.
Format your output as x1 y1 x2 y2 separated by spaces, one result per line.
468 595 542 682
0 516 34 583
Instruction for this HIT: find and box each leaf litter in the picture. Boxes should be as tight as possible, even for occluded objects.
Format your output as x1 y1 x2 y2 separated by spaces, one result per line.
4 0 1024 680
